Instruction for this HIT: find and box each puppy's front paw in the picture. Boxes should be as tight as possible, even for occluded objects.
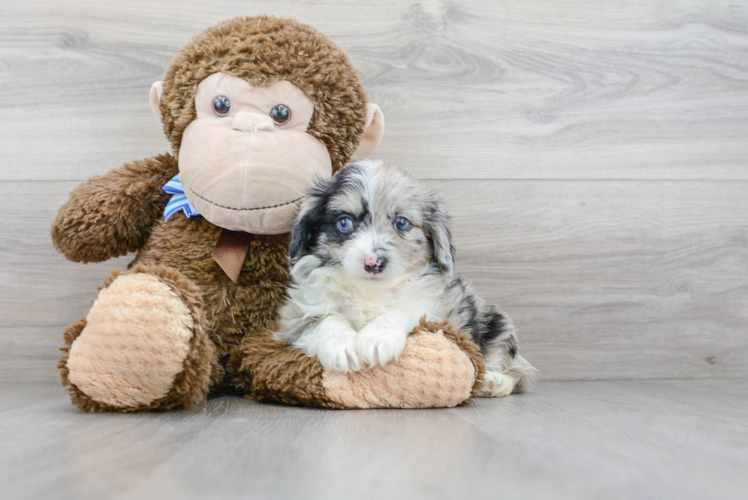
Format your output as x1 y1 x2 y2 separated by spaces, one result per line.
356 324 408 369
316 334 362 373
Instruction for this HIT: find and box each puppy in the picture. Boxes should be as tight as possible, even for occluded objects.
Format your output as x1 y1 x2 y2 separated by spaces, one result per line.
275 160 536 397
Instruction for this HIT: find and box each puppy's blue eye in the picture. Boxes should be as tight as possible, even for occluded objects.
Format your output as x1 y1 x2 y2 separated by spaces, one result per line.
394 216 410 231
337 217 354 233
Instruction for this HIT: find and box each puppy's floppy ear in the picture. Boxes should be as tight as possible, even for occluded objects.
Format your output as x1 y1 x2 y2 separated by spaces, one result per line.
289 200 316 265
424 199 455 275
289 178 329 265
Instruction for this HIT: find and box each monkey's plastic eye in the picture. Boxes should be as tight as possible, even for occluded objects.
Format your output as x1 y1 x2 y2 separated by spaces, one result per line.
394 217 410 231
270 104 291 124
213 96 231 116
337 216 354 233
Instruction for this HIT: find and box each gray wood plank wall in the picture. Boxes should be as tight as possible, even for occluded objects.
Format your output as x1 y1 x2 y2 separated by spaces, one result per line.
1 0 747 382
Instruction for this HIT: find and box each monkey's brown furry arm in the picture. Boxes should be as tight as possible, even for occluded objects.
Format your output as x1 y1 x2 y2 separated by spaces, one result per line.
51 154 178 263
230 319 485 409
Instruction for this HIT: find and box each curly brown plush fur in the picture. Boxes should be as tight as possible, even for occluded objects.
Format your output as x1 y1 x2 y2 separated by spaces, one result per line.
228 322 343 408
51 155 178 263
52 16 484 412
160 16 368 173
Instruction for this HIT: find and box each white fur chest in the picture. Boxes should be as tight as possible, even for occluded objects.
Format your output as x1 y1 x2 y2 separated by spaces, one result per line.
291 267 447 332
322 272 445 331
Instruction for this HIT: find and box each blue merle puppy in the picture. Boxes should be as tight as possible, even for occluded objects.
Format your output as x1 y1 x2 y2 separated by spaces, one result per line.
275 160 536 396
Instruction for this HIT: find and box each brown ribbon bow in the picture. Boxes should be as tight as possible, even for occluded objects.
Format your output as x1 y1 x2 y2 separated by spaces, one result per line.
211 229 254 283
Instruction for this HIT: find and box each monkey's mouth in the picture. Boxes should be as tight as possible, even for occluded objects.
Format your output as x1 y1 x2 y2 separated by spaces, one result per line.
189 187 303 212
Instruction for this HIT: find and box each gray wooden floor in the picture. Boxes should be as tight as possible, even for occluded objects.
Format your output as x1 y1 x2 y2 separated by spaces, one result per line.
1 380 746 500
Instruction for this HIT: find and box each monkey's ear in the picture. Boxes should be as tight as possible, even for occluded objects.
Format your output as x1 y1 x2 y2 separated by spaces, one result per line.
350 104 385 162
149 81 164 123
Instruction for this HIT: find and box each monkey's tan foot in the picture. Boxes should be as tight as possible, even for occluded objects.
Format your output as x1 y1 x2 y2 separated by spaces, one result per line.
474 371 519 398
60 265 217 412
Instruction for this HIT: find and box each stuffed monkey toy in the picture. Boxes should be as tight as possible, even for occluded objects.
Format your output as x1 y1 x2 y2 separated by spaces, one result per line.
52 16 484 412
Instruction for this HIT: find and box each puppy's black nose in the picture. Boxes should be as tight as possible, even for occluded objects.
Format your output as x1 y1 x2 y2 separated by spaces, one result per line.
364 255 387 274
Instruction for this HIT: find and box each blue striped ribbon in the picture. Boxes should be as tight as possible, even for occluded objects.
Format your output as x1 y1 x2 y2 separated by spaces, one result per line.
162 174 200 221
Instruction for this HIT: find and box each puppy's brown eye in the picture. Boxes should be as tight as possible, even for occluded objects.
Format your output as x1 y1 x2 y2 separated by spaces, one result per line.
213 95 231 116
270 104 291 124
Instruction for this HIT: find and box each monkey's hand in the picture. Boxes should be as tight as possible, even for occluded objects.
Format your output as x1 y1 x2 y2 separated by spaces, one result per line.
51 154 179 263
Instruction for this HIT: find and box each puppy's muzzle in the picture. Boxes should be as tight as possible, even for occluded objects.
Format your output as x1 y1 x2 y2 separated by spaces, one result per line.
364 255 387 274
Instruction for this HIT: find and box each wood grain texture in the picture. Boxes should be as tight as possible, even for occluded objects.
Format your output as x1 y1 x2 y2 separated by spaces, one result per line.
1 1 747 383
2 180 746 381
0 380 746 500
1 0 747 181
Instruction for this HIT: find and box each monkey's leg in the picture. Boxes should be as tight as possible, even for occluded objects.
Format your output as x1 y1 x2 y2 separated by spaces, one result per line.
228 319 486 409
59 265 218 412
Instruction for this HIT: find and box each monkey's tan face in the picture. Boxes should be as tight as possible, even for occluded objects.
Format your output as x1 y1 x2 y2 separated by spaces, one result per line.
178 72 332 234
